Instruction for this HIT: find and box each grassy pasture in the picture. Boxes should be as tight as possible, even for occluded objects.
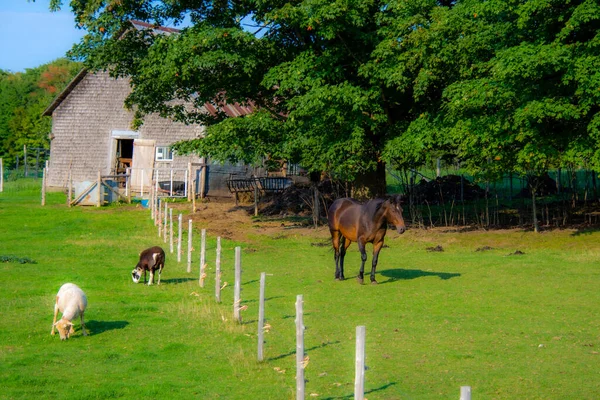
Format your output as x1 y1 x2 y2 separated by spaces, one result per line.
1 180 599 399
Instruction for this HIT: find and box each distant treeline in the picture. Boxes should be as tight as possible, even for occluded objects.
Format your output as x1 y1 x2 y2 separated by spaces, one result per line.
0 59 82 168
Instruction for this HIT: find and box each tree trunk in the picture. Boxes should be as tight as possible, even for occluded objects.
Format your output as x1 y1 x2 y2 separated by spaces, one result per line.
352 160 387 199
532 188 540 233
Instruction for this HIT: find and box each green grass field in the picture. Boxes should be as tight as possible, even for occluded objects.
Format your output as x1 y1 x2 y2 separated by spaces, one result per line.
1 180 599 399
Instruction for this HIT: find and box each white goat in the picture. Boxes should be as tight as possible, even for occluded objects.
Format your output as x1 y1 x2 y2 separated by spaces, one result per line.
51 283 88 340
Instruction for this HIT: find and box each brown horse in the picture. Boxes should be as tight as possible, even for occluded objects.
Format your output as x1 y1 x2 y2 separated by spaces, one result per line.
328 195 406 284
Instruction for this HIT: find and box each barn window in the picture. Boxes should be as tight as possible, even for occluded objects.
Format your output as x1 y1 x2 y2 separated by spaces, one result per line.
155 146 173 161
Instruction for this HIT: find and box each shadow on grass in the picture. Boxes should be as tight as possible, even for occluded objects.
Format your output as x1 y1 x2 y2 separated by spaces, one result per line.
379 269 461 283
267 340 341 362
570 227 600 236
159 278 196 284
86 320 129 335
321 382 397 399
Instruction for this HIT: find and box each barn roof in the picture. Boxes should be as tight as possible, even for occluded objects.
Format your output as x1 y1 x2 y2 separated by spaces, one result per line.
43 20 255 118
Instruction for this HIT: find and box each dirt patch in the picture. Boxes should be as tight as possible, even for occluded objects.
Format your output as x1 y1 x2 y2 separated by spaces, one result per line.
167 196 329 243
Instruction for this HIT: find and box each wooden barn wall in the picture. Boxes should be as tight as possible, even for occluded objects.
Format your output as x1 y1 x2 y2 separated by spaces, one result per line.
47 71 207 190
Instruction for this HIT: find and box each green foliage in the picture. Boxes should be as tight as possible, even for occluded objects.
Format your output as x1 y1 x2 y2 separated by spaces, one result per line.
47 0 600 195
0 59 82 168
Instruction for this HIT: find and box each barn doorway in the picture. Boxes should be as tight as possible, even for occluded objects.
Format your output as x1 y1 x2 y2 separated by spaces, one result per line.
115 139 134 174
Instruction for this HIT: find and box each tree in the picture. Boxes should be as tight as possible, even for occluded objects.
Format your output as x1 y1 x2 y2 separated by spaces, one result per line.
0 59 81 167
51 0 465 197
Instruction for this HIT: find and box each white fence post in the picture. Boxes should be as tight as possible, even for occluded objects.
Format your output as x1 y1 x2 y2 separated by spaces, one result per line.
234 247 242 323
163 202 168 243
41 166 47 206
177 213 182 263
215 237 221 303
258 272 266 361
187 219 193 273
0 158 3 192
460 386 472 400
199 228 206 287
169 208 174 254
355 326 366 400
296 294 305 400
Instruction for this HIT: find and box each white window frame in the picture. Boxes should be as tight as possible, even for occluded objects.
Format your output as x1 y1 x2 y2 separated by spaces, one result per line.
155 146 173 161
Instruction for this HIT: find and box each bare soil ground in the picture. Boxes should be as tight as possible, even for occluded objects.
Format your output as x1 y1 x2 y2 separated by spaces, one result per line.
168 196 330 244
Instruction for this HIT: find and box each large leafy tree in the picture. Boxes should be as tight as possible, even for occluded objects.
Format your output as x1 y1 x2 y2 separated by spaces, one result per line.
50 0 462 197
48 0 600 199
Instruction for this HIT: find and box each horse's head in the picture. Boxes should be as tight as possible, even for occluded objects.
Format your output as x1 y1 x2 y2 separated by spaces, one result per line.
384 195 406 234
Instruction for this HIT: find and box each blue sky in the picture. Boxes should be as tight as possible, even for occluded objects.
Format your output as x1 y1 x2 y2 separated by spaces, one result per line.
0 0 86 72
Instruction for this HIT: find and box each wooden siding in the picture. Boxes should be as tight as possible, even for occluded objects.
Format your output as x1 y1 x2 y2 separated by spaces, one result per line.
46 71 204 189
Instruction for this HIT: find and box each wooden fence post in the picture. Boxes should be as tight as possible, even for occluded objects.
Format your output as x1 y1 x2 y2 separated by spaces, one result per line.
199 228 206 287
215 236 221 303
169 208 174 254
258 272 266 361
234 246 242 323
41 167 47 206
187 219 193 273
296 294 305 400
67 168 72 207
150 186 155 221
163 202 168 243
187 162 192 201
355 326 366 400
158 199 162 237
177 213 182 263
96 170 101 207
460 386 471 400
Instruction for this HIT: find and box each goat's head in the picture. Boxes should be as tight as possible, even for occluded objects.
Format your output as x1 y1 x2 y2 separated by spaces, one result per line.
131 267 143 283
54 319 74 340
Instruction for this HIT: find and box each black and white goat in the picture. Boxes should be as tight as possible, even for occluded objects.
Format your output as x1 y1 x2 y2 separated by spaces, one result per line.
131 246 165 285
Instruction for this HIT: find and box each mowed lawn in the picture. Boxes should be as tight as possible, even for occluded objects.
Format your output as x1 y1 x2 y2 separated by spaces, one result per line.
1 180 599 399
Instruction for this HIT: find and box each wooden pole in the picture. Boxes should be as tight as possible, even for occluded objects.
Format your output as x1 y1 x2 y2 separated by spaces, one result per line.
67 168 72 207
257 272 266 361
24 145 27 178
354 326 366 400
460 386 472 400
158 199 162 237
254 185 259 216
234 246 242 323
169 208 174 254
296 294 305 400
187 219 193 273
215 236 221 303
1 158 4 192
199 228 206 287
200 165 206 199
177 213 183 263
150 186 155 221
41 167 47 206
163 202 168 243
192 178 196 212
187 162 192 201
96 170 101 207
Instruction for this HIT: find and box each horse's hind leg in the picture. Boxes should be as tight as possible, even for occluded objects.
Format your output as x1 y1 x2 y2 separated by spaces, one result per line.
331 231 342 280
339 236 350 280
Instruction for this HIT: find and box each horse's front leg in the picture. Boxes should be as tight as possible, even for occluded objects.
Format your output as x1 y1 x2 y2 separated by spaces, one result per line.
370 240 385 284
357 240 367 284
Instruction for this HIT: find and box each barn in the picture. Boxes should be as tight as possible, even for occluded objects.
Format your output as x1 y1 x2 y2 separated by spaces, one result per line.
42 67 261 200
42 21 260 201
